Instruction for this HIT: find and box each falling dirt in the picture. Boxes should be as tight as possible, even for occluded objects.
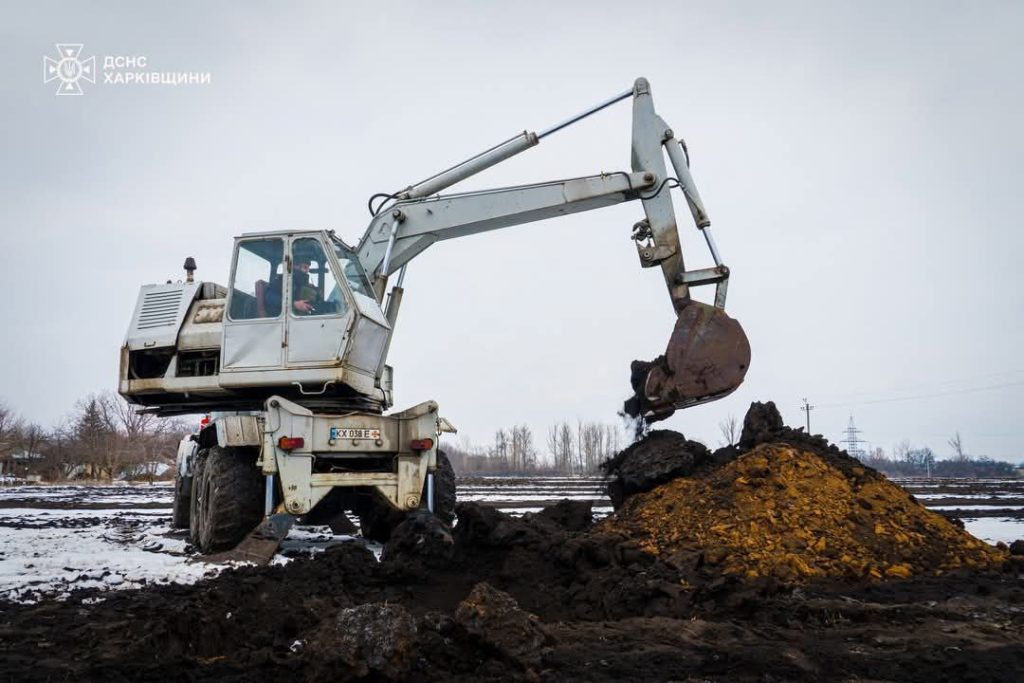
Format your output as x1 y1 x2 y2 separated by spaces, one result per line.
1 402 1022 681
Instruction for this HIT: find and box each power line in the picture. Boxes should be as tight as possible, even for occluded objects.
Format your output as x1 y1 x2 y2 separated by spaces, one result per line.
815 379 1024 409
815 368 1024 403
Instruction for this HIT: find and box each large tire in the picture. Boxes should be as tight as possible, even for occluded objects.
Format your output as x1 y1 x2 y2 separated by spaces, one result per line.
192 446 264 554
188 452 208 545
171 474 192 529
433 449 456 525
357 450 457 541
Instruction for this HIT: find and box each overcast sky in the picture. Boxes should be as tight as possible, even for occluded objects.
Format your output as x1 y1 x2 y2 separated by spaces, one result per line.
2 1 1022 461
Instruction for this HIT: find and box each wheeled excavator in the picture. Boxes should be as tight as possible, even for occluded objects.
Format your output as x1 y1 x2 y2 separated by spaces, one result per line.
119 78 750 561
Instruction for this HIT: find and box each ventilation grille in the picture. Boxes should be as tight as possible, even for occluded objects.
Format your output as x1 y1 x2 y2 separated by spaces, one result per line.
137 289 184 329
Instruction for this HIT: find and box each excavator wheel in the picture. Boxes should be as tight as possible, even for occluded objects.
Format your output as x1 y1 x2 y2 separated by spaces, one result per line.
171 472 192 530
357 449 456 542
190 446 264 554
432 449 457 525
188 453 207 546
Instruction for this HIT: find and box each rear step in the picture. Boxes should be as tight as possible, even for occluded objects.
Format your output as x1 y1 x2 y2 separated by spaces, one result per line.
202 513 295 565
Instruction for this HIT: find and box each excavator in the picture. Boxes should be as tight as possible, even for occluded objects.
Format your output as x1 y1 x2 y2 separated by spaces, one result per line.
119 78 750 561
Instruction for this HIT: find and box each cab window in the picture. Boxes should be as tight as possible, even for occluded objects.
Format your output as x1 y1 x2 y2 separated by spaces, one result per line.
331 238 374 299
229 238 283 320
291 238 347 317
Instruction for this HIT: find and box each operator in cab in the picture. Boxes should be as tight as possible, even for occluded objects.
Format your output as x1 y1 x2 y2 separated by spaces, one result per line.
290 239 343 316
291 255 319 314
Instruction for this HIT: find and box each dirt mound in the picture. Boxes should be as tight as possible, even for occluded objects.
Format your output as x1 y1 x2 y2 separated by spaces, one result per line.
600 402 1005 582
737 400 884 485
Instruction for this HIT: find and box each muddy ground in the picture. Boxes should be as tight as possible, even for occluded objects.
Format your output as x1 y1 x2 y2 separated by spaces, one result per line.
0 498 1022 682
2 404 1023 681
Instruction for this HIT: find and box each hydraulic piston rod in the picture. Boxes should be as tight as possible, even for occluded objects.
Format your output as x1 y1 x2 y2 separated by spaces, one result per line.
399 85 634 201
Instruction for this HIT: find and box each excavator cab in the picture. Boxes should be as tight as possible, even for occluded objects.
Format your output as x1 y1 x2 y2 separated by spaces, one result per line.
220 230 393 408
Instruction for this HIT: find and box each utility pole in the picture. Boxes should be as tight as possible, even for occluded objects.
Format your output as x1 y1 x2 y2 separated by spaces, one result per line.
800 398 814 434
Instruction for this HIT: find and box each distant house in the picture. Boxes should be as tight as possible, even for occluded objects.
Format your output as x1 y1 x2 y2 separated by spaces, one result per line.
0 449 42 477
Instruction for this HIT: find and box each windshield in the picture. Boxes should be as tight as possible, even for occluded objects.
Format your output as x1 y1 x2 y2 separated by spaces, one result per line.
330 237 375 299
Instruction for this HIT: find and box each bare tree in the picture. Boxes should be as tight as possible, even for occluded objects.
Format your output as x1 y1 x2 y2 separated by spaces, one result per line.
0 402 25 459
42 421 79 479
101 391 159 440
862 446 888 469
509 424 537 472
576 421 604 474
718 414 739 447
490 429 509 469
892 440 912 465
546 425 559 470
547 421 576 474
948 431 968 462
18 423 46 461
603 424 621 463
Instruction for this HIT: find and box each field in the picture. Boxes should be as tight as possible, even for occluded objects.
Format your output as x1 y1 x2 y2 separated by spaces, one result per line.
1 475 1021 602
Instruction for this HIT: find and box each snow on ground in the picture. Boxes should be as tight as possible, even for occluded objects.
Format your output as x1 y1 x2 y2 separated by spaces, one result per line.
1 477 1021 603
0 484 369 603
929 505 1024 511
962 518 1024 545
912 493 1024 500
0 516 217 603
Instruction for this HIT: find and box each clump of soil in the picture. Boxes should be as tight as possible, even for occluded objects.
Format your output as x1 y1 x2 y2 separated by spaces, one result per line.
601 430 713 508
622 357 664 423
600 401 1005 582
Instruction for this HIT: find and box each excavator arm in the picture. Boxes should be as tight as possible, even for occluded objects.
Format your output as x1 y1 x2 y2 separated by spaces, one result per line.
355 77 750 421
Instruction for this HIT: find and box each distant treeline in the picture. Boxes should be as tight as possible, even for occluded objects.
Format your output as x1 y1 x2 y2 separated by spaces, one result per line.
443 420 627 476
0 393 192 482
446 421 1023 480
854 435 1019 478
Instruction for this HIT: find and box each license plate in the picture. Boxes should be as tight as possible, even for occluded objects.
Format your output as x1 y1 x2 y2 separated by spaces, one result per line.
330 427 381 440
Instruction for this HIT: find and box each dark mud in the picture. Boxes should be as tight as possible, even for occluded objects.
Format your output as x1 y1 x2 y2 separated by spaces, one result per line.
1 499 1022 681
1 403 1022 681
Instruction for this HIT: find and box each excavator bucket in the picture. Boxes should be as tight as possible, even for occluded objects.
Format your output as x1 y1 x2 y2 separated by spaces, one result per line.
625 301 750 422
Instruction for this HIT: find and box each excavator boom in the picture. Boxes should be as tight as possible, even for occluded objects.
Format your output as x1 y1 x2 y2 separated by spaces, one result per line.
358 77 750 420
